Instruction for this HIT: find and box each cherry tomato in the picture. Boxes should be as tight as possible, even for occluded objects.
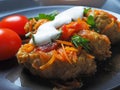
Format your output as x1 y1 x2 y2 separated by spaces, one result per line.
0 28 22 60
0 22 3 28
61 25 75 40
1 15 28 36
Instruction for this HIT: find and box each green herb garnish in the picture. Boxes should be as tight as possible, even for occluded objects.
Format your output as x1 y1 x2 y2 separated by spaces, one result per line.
56 30 62 40
25 32 36 45
33 11 58 21
31 34 36 45
71 35 90 52
87 15 95 26
84 8 91 15
87 15 99 32
25 32 32 38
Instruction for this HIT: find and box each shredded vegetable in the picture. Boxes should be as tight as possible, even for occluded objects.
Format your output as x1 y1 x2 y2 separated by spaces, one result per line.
22 44 35 53
61 43 72 64
56 40 74 46
40 50 56 70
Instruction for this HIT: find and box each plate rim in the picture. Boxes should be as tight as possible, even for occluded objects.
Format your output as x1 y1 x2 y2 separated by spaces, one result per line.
0 5 120 20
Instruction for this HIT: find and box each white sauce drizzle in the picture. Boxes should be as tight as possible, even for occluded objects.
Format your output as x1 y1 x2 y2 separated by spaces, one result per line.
30 6 84 46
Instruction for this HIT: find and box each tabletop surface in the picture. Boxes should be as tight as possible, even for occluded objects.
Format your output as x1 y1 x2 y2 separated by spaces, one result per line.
0 0 120 14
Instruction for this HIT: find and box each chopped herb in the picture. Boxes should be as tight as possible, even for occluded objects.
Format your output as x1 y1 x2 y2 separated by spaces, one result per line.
71 35 90 52
87 15 99 32
87 15 95 26
90 26 99 33
32 34 36 45
49 10 59 17
25 32 32 38
55 30 62 40
32 11 59 21
25 32 36 45
51 30 62 42
84 8 91 15
28 18 33 20
39 14 53 20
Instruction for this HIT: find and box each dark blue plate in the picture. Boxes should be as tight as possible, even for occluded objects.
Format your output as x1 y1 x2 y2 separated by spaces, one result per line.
0 6 120 90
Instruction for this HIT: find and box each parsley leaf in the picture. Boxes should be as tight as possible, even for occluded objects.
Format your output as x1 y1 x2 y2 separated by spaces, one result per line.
87 15 99 32
71 35 90 52
31 34 36 45
87 15 95 26
84 8 91 15
34 11 58 21
25 32 36 45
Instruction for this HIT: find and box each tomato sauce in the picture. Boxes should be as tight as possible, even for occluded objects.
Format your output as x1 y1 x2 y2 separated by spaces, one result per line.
36 42 58 52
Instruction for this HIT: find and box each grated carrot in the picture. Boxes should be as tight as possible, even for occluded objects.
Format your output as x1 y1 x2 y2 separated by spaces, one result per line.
39 50 56 70
28 18 36 32
56 40 74 46
54 50 65 61
23 44 35 53
38 39 80 67
56 40 80 63
72 52 78 63
33 19 48 30
65 47 78 52
39 51 51 62
61 44 72 64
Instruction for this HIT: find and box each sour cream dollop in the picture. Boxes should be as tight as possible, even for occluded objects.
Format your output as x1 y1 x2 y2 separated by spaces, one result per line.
30 6 84 46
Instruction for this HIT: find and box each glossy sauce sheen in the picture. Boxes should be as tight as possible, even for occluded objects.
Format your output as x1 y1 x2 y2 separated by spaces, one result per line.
30 6 84 46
